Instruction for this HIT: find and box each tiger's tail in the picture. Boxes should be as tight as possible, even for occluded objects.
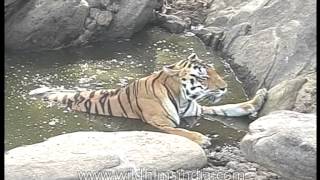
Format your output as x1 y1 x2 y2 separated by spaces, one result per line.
29 86 112 115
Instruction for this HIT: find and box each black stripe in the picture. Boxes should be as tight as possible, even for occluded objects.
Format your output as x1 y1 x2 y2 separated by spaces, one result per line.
177 60 186 66
181 61 188 67
125 87 134 113
195 106 199 117
84 99 91 114
165 114 178 127
94 102 99 114
134 80 146 121
107 98 113 116
221 109 228 116
191 86 203 90
163 83 178 113
151 74 175 119
89 91 95 98
99 93 108 115
132 81 136 96
62 95 68 104
67 99 73 109
77 96 85 105
183 101 192 115
151 71 163 95
73 92 80 104
136 79 140 96
144 77 150 95
111 89 120 96
118 92 128 117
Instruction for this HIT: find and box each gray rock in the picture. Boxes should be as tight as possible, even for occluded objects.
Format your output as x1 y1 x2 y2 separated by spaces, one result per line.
90 7 101 18
95 10 113 26
206 145 281 179
5 0 25 20
240 110 316 180
259 72 316 116
86 19 97 31
5 0 90 51
204 0 316 114
192 26 225 49
100 0 162 40
5 131 207 180
157 13 187 34
259 77 307 116
5 0 162 51
160 0 211 25
293 73 317 113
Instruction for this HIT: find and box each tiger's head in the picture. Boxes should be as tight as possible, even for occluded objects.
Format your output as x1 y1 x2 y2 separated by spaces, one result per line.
163 53 227 103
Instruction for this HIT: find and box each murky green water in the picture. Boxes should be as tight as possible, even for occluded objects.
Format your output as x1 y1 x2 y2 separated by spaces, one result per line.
5 27 252 151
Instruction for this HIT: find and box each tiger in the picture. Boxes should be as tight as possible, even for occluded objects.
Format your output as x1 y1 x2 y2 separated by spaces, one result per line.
29 53 267 147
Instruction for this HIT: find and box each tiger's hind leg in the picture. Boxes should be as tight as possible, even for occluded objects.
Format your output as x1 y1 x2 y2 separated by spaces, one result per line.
202 88 268 117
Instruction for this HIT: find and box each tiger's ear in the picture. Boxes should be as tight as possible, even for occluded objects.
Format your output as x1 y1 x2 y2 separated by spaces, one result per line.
187 53 199 61
163 65 180 76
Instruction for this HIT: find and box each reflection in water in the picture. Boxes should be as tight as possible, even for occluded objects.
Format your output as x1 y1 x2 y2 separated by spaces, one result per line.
5 27 252 150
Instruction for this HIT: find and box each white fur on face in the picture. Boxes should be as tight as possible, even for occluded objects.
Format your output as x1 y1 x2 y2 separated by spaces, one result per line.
181 64 210 101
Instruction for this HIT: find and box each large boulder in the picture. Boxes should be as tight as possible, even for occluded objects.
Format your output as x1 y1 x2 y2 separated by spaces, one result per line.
5 131 207 179
259 73 316 115
5 0 162 51
240 110 316 180
203 0 316 114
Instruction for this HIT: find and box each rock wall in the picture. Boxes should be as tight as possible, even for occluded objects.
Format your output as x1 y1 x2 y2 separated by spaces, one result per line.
203 0 316 114
5 0 162 51
155 0 316 115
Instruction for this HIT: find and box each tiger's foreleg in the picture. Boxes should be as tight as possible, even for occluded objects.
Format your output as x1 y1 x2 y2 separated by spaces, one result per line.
145 114 211 147
201 88 268 117
155 125 211 147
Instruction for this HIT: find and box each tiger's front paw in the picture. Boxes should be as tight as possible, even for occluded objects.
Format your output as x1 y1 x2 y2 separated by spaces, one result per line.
250 88 268 116
193 133 212 148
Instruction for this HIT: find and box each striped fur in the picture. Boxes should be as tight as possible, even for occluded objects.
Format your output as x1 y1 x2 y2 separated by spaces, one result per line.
30 53 268 147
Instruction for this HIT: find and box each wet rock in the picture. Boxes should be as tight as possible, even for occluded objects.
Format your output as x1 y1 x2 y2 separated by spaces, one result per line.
5 131 207 179
241 110 316 180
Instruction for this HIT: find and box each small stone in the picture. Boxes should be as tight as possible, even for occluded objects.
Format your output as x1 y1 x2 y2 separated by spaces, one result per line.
48 121 56 126
96 10 113 26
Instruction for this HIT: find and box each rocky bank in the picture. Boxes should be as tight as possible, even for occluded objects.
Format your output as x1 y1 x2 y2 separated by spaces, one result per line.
6 131 282 180
161 0 316 115
5 0 163 51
